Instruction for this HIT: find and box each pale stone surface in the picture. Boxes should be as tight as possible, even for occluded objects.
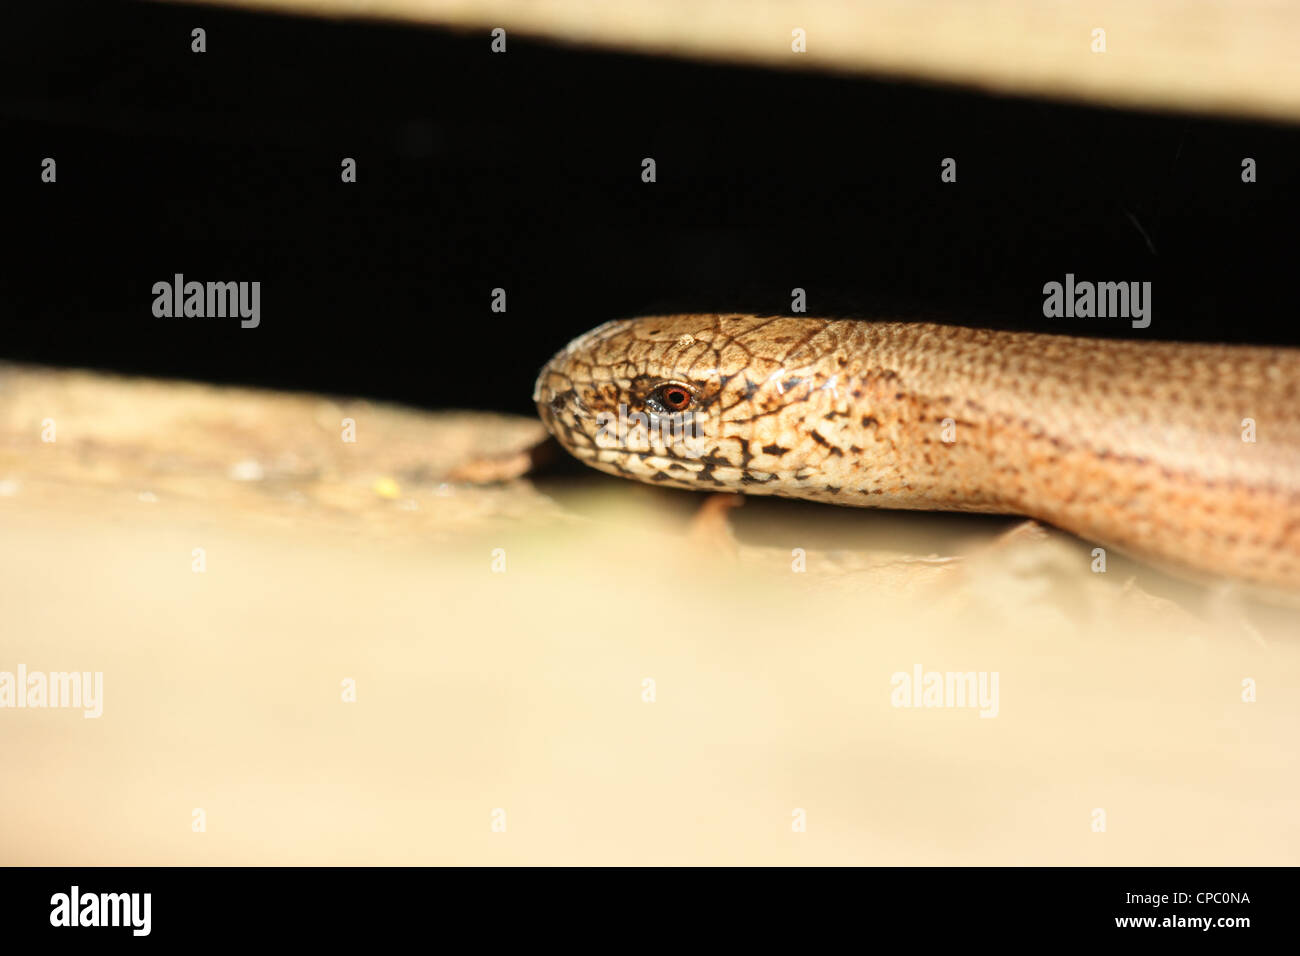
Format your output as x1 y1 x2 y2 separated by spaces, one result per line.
1 365 1296 864
174 0 1300 122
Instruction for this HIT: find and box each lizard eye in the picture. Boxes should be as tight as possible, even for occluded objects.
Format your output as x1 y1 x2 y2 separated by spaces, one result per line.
648 383 693 413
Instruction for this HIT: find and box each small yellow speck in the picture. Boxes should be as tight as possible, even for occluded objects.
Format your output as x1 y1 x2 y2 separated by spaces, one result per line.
373 477 400 499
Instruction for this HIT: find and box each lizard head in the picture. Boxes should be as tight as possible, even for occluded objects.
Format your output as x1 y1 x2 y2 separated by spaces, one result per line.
534 314 840 494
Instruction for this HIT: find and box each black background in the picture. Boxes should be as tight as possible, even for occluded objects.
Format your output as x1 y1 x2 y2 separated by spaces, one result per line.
0 865 1280 942
4 0 1298 415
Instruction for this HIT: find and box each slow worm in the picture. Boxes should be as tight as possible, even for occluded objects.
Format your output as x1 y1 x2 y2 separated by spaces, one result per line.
535 314 1300 590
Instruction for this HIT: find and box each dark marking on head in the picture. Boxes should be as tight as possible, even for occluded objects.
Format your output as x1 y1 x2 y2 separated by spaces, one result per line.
695 462 728 487
698 453 735 468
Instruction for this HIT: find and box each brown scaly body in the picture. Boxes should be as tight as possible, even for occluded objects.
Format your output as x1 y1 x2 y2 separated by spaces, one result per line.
534 314 1300 589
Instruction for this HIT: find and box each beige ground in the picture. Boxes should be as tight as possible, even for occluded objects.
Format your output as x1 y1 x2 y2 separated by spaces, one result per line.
171 0 1300 123
1 365 1296 865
